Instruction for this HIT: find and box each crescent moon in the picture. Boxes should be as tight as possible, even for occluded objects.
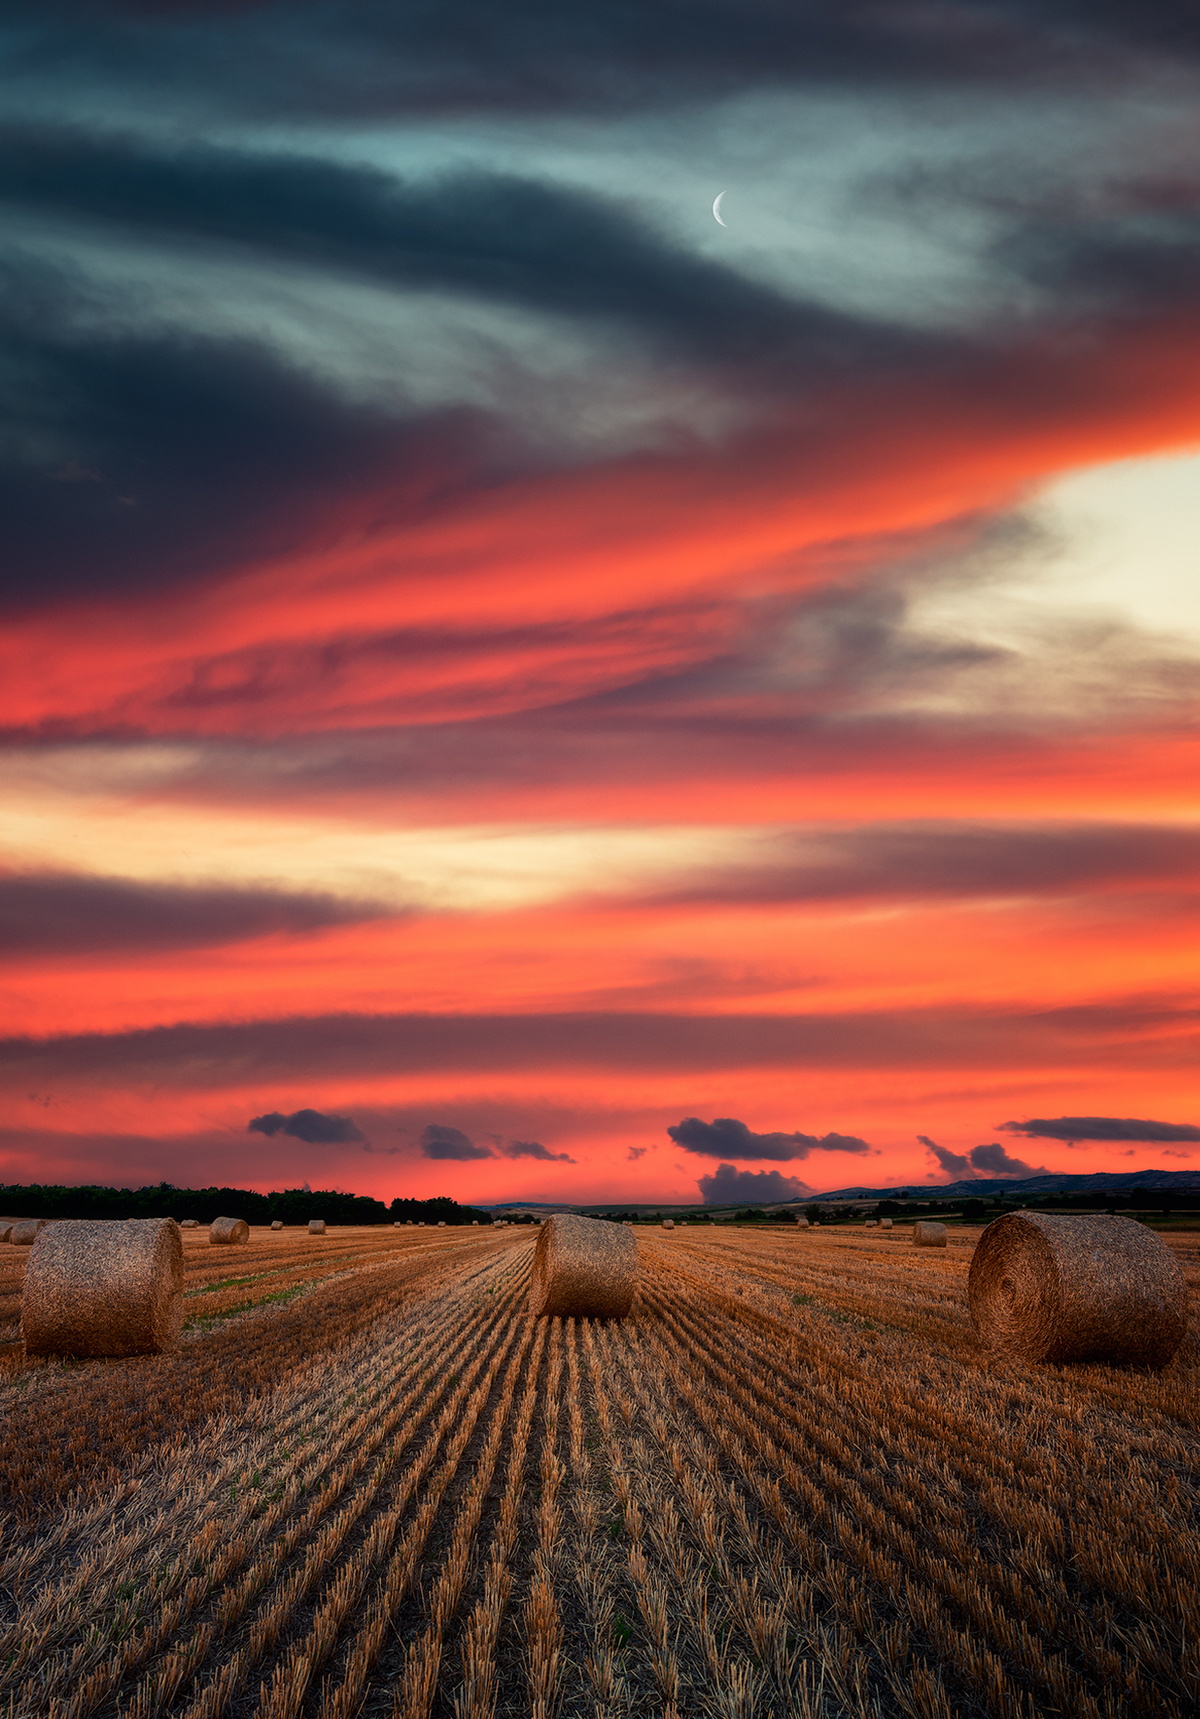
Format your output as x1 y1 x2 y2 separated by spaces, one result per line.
712 191 727 227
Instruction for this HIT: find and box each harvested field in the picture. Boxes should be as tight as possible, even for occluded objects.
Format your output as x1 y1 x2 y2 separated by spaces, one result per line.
1 1223 1198 1719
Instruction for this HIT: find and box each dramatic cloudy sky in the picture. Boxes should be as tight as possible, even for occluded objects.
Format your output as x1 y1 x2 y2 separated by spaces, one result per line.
4 1 1200 1204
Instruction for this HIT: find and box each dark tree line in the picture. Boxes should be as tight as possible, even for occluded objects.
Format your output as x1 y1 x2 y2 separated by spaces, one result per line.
0 1183 492 1226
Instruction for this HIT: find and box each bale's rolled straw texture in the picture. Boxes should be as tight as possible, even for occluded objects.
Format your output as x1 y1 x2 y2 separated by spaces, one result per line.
529 1213 637 1318
210 1217 249 1245
968 1211 1187 1367
22 1218 183 1357
913 1221 947 1247
308 1218 326 1234
11 1219 48 1246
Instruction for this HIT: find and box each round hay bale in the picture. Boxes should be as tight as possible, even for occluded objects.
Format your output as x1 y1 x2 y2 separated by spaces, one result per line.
179 1218 200 1229
794 1216 809 1228
308 1218 326 1235
472 1219 479 1225
210 1216 249 1245
529 1213 637 1318
11 1219 49 1246
880 1218 893 1230
22 1218 183 1357
662 1218 675 1230
865 1219 877 1227
913 1221 947 1247
271 1219 284 1230
437 1220 446 1227
0 1223 12 1243
968 1211 1187 1367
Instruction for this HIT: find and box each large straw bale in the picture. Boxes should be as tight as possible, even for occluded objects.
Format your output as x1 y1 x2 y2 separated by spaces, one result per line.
968 1211 1187 1367
309 1218 326 1234
22 1218 183 1357
11 1219 49 1246
662 1218 675 1230
880 1218 893 1230
530 1213 637 1318
271 1219 284 1230
210 1216 249 1245
913 1221 946 1247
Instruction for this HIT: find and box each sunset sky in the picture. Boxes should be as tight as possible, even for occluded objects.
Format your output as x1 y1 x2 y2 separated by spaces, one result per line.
4 1 1200 1206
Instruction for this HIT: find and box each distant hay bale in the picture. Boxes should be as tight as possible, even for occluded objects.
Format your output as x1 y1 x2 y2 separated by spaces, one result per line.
472 1219 479 1225
22 1218 183 1358
529 1213 637 1319
913 1221 947 1247
437 1220 446 1227
210 1217 249 1245
308 1218 326 1234
662 1218 675 1230
865 1219 877 1227
271 1219 284 1230
179 1218 200 1229
11 1219 49 1246
794 1216 809 1228
880 1218 893 1230
968 1211 1187 1367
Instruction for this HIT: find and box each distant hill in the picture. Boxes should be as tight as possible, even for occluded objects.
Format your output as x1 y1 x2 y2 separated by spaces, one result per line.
810 1169 1200 1200
478 1168 1200 1215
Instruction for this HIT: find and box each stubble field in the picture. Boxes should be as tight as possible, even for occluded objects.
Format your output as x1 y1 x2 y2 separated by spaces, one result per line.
1 1222 1197 1719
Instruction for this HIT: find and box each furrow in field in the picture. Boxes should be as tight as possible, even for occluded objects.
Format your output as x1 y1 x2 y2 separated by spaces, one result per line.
3 1249 523 1719
247 1270 534 1719
0 1233 515 1520
639 1246 1192 1718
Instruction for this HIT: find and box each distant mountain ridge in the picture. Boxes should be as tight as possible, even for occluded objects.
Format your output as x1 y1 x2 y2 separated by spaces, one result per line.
810 1168 1200 1200
480 1167 1200 1212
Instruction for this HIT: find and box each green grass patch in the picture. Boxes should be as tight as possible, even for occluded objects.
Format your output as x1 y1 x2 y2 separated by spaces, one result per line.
185 1283 309 1331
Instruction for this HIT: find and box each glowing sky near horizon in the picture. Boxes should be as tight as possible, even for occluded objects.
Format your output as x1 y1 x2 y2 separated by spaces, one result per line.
4 1 1200 1205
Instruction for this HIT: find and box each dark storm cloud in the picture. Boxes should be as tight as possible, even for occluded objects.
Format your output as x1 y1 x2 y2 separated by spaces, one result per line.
0 871 388 956
919 1134 973 1176
420 1123 494 1160
697 1163 810 1205
651 823 1200 909
1 999 1197 1089
501 1139 575 1163
248 1107 364 1143
968 1142 1041 1176
1000 1115 1200 1141
0 127 924 373
921 1133 1045 1177
667 1115 870 1160
9 2 1200 123
0 255 498 610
